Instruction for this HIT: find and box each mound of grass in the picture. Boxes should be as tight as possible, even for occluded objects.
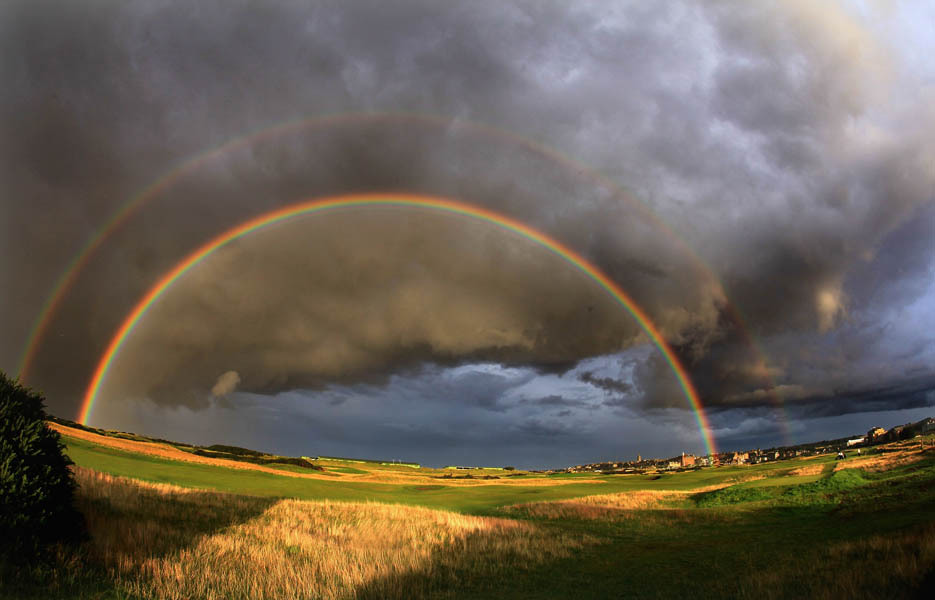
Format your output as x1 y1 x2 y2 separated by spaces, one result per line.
693 485 780 507
191 448 323 470
784 468 868 500
694 469 872 508
204 444 265 457
326 465 368 474
47 415 194 449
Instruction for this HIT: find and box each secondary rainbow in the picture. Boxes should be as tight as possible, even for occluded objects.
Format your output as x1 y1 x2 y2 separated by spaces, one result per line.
19 113 779 418
19 111 783 445
79 194 718 456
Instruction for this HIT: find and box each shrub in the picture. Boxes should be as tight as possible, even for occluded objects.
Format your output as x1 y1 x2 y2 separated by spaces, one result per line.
0 371 85 561
205 444 265 457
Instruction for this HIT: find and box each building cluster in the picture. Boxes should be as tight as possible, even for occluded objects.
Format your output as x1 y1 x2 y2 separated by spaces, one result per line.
865 418 935 444
558 417 935 474
566 452 712 474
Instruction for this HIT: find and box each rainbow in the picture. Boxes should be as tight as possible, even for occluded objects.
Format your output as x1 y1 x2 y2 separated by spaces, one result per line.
18 112 782 424
79 194 718 456
16 111 782 445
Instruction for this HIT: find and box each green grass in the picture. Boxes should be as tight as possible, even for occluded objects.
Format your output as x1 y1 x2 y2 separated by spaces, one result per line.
61 433 866 513
692 469 868 507
736 473 824 487
266 463 341 476
10 430 932 599
462 457 935 599
61 435 661 512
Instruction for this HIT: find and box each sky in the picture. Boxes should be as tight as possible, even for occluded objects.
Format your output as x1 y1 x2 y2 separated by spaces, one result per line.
2 0 933 468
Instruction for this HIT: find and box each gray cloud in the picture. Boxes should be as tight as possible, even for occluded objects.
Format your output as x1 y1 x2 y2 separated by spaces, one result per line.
579 371 632 395
2 0 934 457
525 395 593 409
99 363 696 467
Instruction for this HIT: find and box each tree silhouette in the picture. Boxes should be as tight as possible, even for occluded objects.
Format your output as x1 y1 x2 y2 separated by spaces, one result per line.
0 371 85 560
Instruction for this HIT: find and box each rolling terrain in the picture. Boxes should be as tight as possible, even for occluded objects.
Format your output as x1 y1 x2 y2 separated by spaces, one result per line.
5 422 935 599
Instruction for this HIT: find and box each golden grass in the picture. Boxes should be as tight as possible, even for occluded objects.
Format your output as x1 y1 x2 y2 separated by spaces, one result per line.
787 464 825 477
500 485 743 520
505 490 687 520
726 474 767 485
503 477 767 521
73 467 591 599
833 446 932 473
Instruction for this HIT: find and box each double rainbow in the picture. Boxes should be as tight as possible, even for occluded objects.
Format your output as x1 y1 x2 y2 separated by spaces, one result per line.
79 194 717 456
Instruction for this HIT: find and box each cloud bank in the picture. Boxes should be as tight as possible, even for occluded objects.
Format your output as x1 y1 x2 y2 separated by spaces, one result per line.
2 0 933 460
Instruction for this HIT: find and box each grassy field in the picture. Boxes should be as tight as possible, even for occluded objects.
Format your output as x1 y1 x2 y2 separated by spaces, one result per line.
3 425 934 599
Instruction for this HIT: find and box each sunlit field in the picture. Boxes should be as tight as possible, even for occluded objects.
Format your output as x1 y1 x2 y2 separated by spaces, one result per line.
66 468 588 600
4 423 934 599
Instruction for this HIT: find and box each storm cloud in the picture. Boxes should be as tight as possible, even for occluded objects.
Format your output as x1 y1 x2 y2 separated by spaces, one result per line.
2 0 933 462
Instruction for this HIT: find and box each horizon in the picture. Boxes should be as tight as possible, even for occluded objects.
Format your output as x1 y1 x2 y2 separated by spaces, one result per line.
45 404 935 472
3 0 934 468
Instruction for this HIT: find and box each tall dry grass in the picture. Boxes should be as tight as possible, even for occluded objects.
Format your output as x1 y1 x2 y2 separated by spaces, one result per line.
72 467 591 599
505 490 689 520
504 481 745 521
833 449 928 473
786 464 825 477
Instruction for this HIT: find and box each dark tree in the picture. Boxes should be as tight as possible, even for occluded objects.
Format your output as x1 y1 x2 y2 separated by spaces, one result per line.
0 371 85 561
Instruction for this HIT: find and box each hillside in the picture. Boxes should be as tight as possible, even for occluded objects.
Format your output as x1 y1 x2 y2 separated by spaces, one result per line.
3 420 934 599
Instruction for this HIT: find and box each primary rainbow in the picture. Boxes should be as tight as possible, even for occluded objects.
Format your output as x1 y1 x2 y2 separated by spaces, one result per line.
17 110 783 445
79 194 717 456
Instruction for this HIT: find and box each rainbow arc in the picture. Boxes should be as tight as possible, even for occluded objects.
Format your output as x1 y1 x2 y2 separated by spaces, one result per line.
79 194 718 456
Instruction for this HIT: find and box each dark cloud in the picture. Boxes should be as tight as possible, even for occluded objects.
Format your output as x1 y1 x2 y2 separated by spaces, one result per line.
578 371 632 395
94 212 644 408
523 395 594 410
514 419 574 438
790 376 935 421
2 0 934 461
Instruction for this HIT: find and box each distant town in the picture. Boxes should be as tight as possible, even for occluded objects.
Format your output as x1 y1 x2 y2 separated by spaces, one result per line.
559 416 935 475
